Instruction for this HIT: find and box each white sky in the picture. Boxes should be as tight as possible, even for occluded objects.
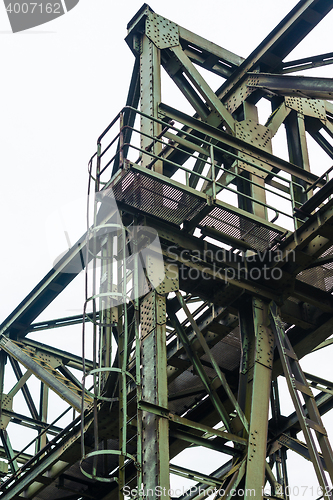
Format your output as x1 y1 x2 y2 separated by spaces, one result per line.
0 0 333 497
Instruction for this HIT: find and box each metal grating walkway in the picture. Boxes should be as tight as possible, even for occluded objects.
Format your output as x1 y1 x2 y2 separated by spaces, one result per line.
106 164 285 252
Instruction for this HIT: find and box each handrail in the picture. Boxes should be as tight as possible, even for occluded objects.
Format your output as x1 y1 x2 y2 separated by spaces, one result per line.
91 105 313 230
97 106 305 190
304 164 333 194
118 140 287 224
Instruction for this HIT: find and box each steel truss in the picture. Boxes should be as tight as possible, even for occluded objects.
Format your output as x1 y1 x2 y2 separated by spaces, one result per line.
1 1 333 499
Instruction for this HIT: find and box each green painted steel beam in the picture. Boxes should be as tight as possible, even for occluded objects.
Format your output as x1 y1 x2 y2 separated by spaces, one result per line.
169 429 240 457
0 336 91 413
178 26 244 78
169 463 225 487
138 400 247 446
247 72 333 100
1 408 62 435
22 338 94 371
167 300 234 433
9 357 39 421
278 434 326 469
279 51 333 74
168 44 235 133
0 430 18 475
239 298 273 497
3 1 333 497
27 313 96 332
216 0 333 102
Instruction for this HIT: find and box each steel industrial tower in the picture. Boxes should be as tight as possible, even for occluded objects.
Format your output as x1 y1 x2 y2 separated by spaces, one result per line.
1 1 333 499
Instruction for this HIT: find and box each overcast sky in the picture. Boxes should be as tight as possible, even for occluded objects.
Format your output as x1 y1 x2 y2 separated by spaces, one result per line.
1 0 333 496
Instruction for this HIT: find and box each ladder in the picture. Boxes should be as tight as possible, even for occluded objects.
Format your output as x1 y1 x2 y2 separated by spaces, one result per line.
269 302 333 499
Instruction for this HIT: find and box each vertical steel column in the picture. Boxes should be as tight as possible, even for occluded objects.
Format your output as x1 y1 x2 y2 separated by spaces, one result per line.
140 34 162 172
0 351 6 424
116 225 130 496
0 353 18 474
118 304 125 499
117 229 125 499
237 102 269 223
244 104 267 221
133 222 143 492
239 296 274 498
285 111 310 212
36 382 48 453
140 290 169 499
270 379 289 497
99 232 114 390
0 430 18 474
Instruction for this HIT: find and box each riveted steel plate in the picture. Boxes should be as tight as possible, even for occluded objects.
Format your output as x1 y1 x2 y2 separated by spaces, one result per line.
235 120 272 178
235 120 272 152
255 325 274 368
155 263 179 295
141 294 155 339
225 84 253 115
36 351 62 369
146 251 165 292
156 295 166 325
146 13 179 49
285 96 326 120
0 394 12 430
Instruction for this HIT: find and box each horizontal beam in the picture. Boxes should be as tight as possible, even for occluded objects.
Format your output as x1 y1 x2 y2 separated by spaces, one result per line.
169 463 224 487
247 72 333 100
304 372 333 395
137 400 247 446
278 198 333 260
279 51 333 74
1 409 62 435
296 177 333 215
28 313 95 332
170 429 240 457
142 213 333 320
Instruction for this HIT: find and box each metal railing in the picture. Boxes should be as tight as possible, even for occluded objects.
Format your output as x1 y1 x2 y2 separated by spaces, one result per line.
88 106 328 231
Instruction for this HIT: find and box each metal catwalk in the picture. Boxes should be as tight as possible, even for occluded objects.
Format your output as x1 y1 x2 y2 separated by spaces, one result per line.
1 1 333 499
